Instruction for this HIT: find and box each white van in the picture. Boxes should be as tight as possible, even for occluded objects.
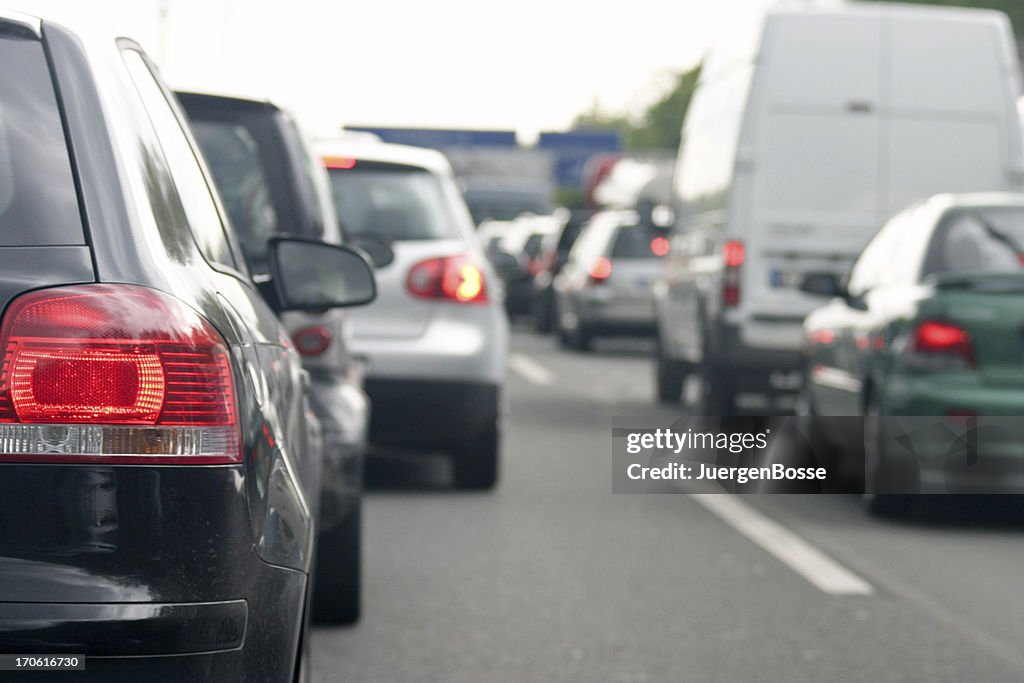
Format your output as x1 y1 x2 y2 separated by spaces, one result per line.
653 3 1024 413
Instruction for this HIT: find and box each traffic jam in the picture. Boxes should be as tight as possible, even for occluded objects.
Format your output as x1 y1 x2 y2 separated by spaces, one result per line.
1 2 1024 682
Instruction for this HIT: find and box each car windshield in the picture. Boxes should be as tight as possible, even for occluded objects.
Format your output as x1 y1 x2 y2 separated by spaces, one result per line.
327 163 458 241
610 225 659 259
928 208 1024 275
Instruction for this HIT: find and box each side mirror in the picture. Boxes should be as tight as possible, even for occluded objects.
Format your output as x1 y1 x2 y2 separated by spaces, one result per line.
489 250 526 278
268 237 376 311
799 272 845 298
350 234 395 269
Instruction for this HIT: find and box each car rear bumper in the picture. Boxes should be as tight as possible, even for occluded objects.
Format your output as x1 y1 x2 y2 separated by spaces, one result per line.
364 379 500 450
0 465 307 679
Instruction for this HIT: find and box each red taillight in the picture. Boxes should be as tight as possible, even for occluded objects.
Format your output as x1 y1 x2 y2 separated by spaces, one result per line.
292 325 333 357
651 237 670 257
808 330 834 346
723 240 745 268
0 285 239 464
910 320 974 368
323 156 357 170
588 256 613 282
407 255 488 304
722 240 744 307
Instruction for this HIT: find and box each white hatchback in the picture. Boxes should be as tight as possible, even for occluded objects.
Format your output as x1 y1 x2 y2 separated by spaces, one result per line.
315 140 509 488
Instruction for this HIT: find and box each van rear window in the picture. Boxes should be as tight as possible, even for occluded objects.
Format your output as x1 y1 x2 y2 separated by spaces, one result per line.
327 162 458 241
0 34 83 246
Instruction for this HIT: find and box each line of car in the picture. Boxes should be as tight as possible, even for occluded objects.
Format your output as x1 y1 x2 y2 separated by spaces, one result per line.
503 4 1024 515
0 8 507 680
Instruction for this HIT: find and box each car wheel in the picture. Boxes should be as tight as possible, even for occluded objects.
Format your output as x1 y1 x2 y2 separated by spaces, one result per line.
533 291 553 333
695 361 734 416
655 334 687 404
573 324 594 352
312 500 361 625
452 423 500 490
863 396 914 517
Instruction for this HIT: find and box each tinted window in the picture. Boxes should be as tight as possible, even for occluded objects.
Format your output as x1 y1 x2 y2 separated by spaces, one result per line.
925 209 1024 276
121 50 237 270
0 34 83 246
611 226 659 259
191 119 279 268
327 163 458 240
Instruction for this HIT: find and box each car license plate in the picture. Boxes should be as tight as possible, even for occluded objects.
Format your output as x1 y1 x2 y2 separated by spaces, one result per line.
770 269 804 288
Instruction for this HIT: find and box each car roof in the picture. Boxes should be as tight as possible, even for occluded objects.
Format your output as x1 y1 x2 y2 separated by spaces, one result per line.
313 139 452 176
925 192 1024 212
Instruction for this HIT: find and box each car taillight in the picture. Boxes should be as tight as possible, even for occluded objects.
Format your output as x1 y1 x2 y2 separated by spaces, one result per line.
407 255 488 304
722 240 744 307
651 236 670 257
292 325 333 357
909 320 974 368
0 285 239 464
588 256 612 283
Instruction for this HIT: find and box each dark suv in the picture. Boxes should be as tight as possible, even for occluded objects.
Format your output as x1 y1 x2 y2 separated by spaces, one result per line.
0 12 374 680
178 92 367 624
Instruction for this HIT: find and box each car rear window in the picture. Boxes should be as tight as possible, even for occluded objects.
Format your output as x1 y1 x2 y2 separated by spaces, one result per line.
190 119 280 268
611 226 659 259
0 33 84 246
926 208 1024 276
327 162 458 241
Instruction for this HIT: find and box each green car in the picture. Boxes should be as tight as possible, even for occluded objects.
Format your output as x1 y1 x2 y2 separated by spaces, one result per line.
799 193 1024 514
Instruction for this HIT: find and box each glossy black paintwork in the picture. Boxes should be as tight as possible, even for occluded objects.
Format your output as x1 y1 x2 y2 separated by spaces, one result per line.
0 20 319 676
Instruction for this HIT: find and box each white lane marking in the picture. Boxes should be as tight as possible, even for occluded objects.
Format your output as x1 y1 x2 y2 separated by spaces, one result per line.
509 354 555 386
690 493 873 596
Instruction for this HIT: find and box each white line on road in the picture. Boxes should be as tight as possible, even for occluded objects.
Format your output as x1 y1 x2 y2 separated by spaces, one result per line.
690 493 873 596
509 354 555 386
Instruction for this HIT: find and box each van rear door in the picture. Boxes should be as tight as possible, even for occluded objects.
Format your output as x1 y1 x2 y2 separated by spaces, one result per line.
745 12 884 329
883 11 1020 215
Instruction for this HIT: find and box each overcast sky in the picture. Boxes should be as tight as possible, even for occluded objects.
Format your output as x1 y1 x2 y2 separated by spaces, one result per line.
10 0 827 139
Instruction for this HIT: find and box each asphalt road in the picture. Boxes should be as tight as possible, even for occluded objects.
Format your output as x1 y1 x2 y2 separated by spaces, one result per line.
312 325 1024 683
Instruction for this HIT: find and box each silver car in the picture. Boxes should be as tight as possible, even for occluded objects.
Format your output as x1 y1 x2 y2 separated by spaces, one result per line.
315 140 508 489
554 210 666 351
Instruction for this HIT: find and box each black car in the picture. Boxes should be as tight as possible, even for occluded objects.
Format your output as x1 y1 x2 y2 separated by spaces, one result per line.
178 92 367 624
530 209 594 332
0 12 374 680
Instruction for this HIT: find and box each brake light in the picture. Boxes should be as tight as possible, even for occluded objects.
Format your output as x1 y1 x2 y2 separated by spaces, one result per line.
723 240 745 267
722 240 744 307
910 320 974 368
588 256 613 282
323 156 357 170
651 237 670 257
292 325 333 357
0 285 239 464
407 255 488 304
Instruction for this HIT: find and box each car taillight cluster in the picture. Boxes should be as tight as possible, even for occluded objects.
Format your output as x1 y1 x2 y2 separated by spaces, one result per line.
0 285 239 464
406 254 488 304
722 239 744 307
909 319 975 368
588 256 613 283
292 325 333 357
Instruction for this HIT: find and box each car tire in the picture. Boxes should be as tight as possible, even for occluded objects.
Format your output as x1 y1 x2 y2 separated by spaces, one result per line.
655 335 687 404
573 324 594 352
863 396 915 517
695 361 734 416
533 291 554 333
312 501 361 625
453 423 500 490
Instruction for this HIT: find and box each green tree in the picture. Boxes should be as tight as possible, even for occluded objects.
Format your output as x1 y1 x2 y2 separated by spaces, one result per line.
571 64 702 153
